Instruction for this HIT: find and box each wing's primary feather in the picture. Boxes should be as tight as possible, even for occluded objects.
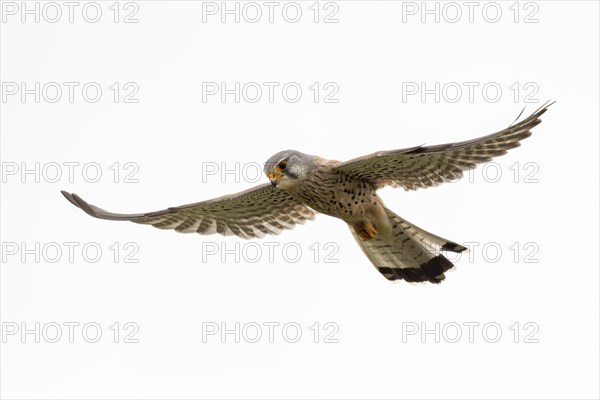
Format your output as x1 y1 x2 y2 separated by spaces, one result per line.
334 102 553 190
61 184 316 239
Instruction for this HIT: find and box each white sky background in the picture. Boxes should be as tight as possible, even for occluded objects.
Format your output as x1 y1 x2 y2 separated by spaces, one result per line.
1 1 599 399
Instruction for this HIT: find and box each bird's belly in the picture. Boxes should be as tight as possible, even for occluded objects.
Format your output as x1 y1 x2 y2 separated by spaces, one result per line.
294 179 381 223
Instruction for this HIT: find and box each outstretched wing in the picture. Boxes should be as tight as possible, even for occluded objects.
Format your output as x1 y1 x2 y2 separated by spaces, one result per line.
61 184 316 239
334 102 553 191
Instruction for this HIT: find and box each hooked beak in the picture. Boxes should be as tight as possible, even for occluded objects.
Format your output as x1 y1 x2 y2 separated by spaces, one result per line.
268 172 283 187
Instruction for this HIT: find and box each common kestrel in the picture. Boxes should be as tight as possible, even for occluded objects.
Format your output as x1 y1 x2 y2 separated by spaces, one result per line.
62 103 552 284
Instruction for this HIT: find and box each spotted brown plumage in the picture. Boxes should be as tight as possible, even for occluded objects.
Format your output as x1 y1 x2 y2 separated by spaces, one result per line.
62 103 552 284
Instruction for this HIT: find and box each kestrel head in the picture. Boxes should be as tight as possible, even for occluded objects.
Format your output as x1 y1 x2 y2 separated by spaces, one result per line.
264 150 315 190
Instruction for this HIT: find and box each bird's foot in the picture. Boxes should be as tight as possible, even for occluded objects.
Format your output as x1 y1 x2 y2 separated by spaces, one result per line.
354 221 378 240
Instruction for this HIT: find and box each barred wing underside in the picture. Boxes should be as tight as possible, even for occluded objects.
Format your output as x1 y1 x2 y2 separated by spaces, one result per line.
334 103 552 191
61 184 316 239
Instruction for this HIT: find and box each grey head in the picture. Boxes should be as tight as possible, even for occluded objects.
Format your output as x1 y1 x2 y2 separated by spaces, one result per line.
264 150 317 189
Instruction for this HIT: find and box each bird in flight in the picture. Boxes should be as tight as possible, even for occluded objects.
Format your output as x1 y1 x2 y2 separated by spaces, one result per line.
62 103 552 284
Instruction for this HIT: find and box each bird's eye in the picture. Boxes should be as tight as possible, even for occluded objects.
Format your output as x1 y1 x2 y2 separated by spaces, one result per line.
277 161 288 170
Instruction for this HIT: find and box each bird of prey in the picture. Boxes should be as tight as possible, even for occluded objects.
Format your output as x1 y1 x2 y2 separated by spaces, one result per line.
62 103 552 284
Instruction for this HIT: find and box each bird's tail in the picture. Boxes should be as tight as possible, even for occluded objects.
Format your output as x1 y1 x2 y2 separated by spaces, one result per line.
349 208 467 283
